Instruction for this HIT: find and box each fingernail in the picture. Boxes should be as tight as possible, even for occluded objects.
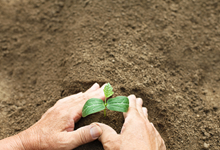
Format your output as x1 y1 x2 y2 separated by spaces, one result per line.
128 94 136 99
90 125 101 139
91 83 99 90
142 107 147 115
101 83 107 89
75 92 83 96
137 98 143 105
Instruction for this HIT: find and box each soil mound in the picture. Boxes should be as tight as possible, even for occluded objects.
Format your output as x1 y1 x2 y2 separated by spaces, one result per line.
0 0 219 149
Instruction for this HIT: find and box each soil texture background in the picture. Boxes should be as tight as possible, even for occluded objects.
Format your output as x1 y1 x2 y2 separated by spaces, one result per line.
0 0 220 149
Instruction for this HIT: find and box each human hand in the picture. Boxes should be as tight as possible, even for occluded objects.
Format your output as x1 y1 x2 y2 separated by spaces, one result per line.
17 83 106 150
97 95 166 150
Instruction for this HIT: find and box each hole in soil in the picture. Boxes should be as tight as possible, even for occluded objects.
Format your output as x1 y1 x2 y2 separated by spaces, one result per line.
60 90 64 96
131 87 139 93
31 79 37 85
8 70 13 76
112 119 116 124
158 113 165 120
158 123 165 129
120 87 126 92
204 109 210 114
213 107 218 112
36 103 41 106
112 38 116 42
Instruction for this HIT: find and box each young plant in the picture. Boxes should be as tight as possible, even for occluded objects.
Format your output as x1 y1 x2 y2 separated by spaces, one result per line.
82 83 129 117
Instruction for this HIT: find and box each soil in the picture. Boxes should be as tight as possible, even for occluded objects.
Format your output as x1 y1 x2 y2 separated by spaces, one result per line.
0 0 220 149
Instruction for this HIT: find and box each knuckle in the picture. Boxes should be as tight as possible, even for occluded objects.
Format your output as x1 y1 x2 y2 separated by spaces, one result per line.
160 139 166 150
160 137 165 144
78 128 88 144
81 94 88 101
55 99 62 105
162 139 165 145
47 106 68 120
128 107 138 113
53 136 67 149
133 116 145 124
55 98 67 106
137 98 143 102
41 107 54 118
104 138 121 150
156 130 160 136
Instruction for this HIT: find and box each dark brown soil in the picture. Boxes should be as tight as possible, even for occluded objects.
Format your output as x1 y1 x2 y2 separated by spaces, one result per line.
0 0 220 149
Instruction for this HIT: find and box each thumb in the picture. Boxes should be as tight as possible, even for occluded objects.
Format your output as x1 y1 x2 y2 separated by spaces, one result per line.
95 123 120 147
67 123 102 148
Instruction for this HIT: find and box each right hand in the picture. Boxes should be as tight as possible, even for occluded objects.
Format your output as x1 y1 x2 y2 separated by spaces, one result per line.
96 95 166 150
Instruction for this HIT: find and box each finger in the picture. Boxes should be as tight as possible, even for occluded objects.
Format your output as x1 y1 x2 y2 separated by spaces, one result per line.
160 139 167 150
151 123 161 137
128 95 136 108
84 83 106 100
66 123 102 149
65 127 74 132
150 123 166 149
101 83 107 90
64 83 105 104
151 122 154 128
123 112 127 119
142 107 148 118
75 92 83 96
136 98 145 118
96 123 119 146
85 83 100 93
69 84 106 122
73 83 106 106
56 92 83 104
123 95 136 119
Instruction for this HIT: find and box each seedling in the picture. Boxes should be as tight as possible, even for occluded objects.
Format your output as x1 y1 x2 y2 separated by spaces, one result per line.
82 83 129 117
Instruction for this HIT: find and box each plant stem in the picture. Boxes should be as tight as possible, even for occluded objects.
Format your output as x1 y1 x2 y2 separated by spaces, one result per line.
104 108 106 117
104 97 107 117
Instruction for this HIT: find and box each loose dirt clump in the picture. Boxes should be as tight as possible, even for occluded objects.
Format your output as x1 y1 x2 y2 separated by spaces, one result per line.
0 0 219 149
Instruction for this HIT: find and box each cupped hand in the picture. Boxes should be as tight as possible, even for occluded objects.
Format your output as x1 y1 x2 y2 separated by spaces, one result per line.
18 83 106 150
97 95 166 150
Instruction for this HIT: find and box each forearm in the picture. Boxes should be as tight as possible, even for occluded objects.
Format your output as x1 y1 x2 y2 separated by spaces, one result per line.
0 135 25 150
0 127 40 150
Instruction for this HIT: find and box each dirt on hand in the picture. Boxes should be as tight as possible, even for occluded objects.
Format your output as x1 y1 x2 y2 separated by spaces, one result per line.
0 0 219 150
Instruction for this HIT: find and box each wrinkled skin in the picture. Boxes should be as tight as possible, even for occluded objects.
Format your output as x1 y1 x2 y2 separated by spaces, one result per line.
0 83 105 150
97 95 166 150
0 83 166 150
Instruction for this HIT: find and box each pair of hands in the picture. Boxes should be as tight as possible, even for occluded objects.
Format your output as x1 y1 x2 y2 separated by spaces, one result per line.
0 83 166 150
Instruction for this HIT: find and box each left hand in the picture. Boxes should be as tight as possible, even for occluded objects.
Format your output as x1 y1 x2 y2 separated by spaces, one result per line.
97 95 166 150
18 83 106 150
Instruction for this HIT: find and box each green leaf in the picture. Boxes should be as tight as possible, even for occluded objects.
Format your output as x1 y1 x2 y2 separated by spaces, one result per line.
107 96 129 112
104 83 114 98
82 98 105 117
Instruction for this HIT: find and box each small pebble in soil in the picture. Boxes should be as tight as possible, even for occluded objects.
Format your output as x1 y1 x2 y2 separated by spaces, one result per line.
204 132 210 138
203 142 210 149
